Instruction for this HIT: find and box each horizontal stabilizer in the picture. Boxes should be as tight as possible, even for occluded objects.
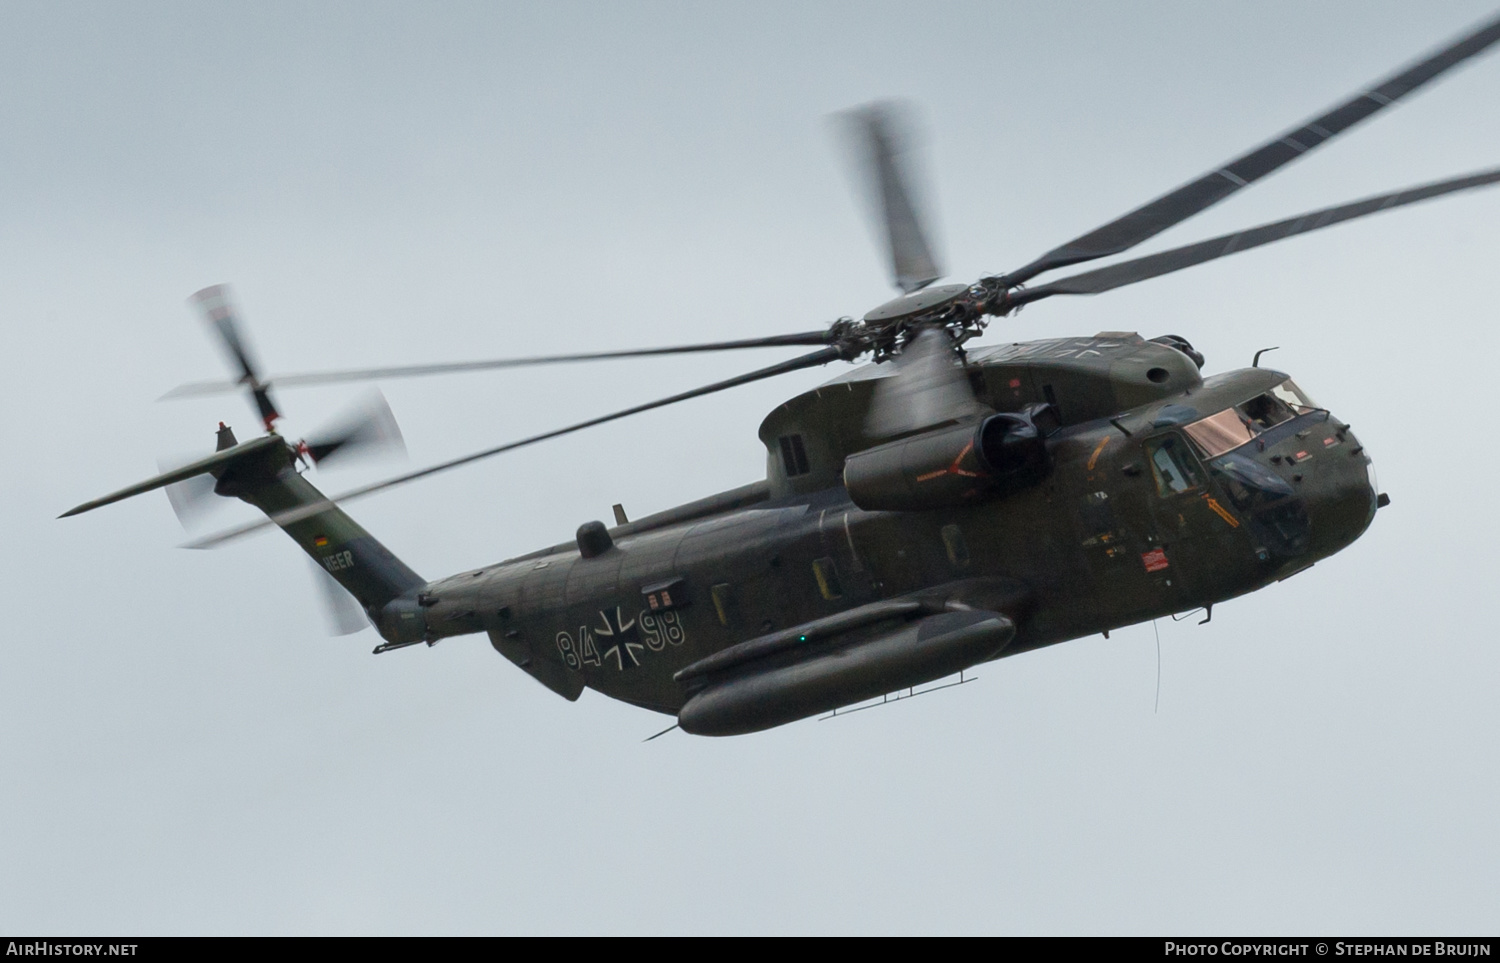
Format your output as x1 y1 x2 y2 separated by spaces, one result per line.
59 435 285 518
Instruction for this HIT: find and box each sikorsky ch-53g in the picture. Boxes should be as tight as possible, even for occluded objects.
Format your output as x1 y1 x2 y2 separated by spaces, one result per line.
64 13 1500 735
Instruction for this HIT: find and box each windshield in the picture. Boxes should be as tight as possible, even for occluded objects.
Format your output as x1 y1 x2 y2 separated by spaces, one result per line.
1181 379 1315 458
1182 408 1256 457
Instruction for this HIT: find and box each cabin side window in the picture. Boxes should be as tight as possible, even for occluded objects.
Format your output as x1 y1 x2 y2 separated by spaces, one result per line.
1145 434 1203 497
941 523 970 570
811 557 843 600
778 434 811 477
710 583 734 626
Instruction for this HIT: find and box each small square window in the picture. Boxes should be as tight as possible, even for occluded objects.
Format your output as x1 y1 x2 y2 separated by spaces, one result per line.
710 583 734 627
812 557 843 600
941 524 970 570
778 434 811 477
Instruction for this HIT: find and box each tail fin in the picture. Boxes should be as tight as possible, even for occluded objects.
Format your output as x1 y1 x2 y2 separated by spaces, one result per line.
62 426 426 635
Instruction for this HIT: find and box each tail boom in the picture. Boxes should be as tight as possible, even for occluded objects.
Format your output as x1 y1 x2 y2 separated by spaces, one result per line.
63 431 427 644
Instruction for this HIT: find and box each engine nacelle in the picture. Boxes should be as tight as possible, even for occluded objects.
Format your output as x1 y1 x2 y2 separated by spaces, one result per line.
843 405 1054 512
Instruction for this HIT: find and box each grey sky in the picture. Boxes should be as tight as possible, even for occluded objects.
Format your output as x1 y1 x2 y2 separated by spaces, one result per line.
3 0 1499 934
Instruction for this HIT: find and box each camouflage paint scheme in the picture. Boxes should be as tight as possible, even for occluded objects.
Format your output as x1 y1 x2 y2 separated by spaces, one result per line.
68 331 1376 732
341 332 1376 719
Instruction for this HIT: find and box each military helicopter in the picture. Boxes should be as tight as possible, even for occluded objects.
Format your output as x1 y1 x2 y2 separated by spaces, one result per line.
63 13 1500 736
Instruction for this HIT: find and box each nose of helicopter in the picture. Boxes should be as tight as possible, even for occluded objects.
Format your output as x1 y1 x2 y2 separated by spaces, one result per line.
1297 420 1381 561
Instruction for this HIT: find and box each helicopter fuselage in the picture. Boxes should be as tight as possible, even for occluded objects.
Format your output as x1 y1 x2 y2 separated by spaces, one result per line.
396 334 1379 719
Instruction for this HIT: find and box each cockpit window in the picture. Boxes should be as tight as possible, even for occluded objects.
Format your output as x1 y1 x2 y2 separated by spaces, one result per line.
1240 391 1296 430
1182 379 1316 458
1183 408 1256 458
1146 434 1203 496
1270 379 1318 414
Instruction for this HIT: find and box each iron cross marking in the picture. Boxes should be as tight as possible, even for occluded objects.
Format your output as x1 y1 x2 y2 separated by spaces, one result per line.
596 606 643 670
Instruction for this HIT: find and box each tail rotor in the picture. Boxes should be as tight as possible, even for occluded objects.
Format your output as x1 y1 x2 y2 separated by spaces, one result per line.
297 390 406 469
157 454 220 529
172 289 410 634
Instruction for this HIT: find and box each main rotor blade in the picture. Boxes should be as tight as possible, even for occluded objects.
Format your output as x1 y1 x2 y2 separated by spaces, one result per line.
160 331 834 399
183 345 847 548
837 102 944 294
1004 11 1500 286
1009 166 1500 306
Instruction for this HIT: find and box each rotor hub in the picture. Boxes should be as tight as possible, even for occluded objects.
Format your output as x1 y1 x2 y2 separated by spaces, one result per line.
862 283 971 325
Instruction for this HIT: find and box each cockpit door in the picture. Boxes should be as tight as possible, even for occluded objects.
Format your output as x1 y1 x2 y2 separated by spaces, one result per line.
1138 431 1219 602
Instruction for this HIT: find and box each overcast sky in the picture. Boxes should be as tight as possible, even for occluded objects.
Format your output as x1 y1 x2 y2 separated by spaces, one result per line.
4 0 1500 935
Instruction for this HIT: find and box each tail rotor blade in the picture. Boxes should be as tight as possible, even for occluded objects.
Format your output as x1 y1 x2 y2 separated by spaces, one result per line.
189 284 261 384
836 101 944 294
156 455 220 530
303 390 407 468
309 559 370 636
188 284 282 430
